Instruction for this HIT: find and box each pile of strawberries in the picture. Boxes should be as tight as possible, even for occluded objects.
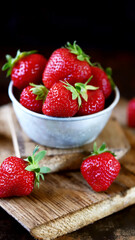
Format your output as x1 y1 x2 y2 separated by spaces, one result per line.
0 42 121 198
3 42 115 117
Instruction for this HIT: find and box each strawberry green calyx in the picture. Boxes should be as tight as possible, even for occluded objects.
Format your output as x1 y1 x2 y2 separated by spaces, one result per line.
65 41 91 65
24 146 50 187
62 78 98 106
2 49 37 77
62 80 82 107
65 41 102 68
105 67 115 90
29 83 49 102
75 76 98 102
90 142 116 157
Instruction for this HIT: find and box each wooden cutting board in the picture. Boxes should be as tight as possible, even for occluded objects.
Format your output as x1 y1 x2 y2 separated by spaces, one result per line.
0 101 135 240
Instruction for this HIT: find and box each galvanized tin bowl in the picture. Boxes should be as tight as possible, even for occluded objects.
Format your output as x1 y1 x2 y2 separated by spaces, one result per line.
8 81 120 148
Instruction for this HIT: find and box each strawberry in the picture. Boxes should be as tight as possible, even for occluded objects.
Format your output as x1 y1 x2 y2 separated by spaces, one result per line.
81 142 120 192
77 89 105 116
90 66 115 99
2 50 47 89
75 78 105 116
127 98 135 128
0 146 50 198
42 41 92 89
42 81 81 117
20 83 48 113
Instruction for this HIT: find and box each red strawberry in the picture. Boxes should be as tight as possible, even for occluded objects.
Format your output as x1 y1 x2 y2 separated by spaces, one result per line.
2 50 47 89
90 66 114 99
0 146 50 198
81 143 120 192
127 98 135 128
75 78 105 116
42 81 80 117
42 41 92 89
77 89 105 116
20 84 48 113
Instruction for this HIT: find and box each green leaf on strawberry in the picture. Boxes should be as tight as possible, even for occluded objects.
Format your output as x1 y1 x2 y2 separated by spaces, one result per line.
40 166 51 174
105 67 115 90
25 145 50 187
62 77 98 107
34 150 46 162
90 142 116 157
65 41 91 65
61 81 82 107
75 76 98 102
29 83 49 102
2 49 37 77
33 145 40 155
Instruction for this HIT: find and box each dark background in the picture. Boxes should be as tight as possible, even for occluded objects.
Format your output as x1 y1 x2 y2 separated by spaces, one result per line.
0 1 135 51
0 1 135 104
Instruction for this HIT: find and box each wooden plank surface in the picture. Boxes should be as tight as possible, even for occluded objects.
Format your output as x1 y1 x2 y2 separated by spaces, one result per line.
0 101 135 240
0 142 135 240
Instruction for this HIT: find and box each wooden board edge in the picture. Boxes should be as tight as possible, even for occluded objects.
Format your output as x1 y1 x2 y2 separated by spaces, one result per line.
31 187 135 240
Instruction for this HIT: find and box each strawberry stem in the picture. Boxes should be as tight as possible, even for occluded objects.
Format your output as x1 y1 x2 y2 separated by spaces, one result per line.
65 41 92 65
29 83 49 102
90 142 116 157
2 49 37 77
62 78 98 106
24 146 50 187
61 80 82 107
75 77 98 102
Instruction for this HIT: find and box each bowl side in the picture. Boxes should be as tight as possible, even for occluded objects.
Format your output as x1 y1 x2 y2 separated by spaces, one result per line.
8 81 120 122
12 101 112 148
8 81 120 148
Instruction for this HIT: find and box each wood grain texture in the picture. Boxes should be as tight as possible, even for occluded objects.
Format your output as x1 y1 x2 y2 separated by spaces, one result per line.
0 101 134 240
0 149 135 240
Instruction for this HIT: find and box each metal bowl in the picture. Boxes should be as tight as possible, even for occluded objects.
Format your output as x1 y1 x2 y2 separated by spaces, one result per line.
8 81 120 148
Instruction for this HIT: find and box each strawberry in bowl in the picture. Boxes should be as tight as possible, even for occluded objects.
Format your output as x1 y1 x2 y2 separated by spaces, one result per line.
42 41 92 89
2 50 47 89
8 80 119 148
6 42 120 148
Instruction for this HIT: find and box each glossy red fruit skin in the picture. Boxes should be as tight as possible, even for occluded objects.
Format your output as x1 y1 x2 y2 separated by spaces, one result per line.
11 54 47 89
127 98 135 128
77 89 105 116
0 157 35 197
42 48 92 89
81 152 120 192
42 82 78 117
90 66 112 99
20 86 43 113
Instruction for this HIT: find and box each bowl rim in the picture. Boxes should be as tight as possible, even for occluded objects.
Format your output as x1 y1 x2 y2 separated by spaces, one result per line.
8 81 120 122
